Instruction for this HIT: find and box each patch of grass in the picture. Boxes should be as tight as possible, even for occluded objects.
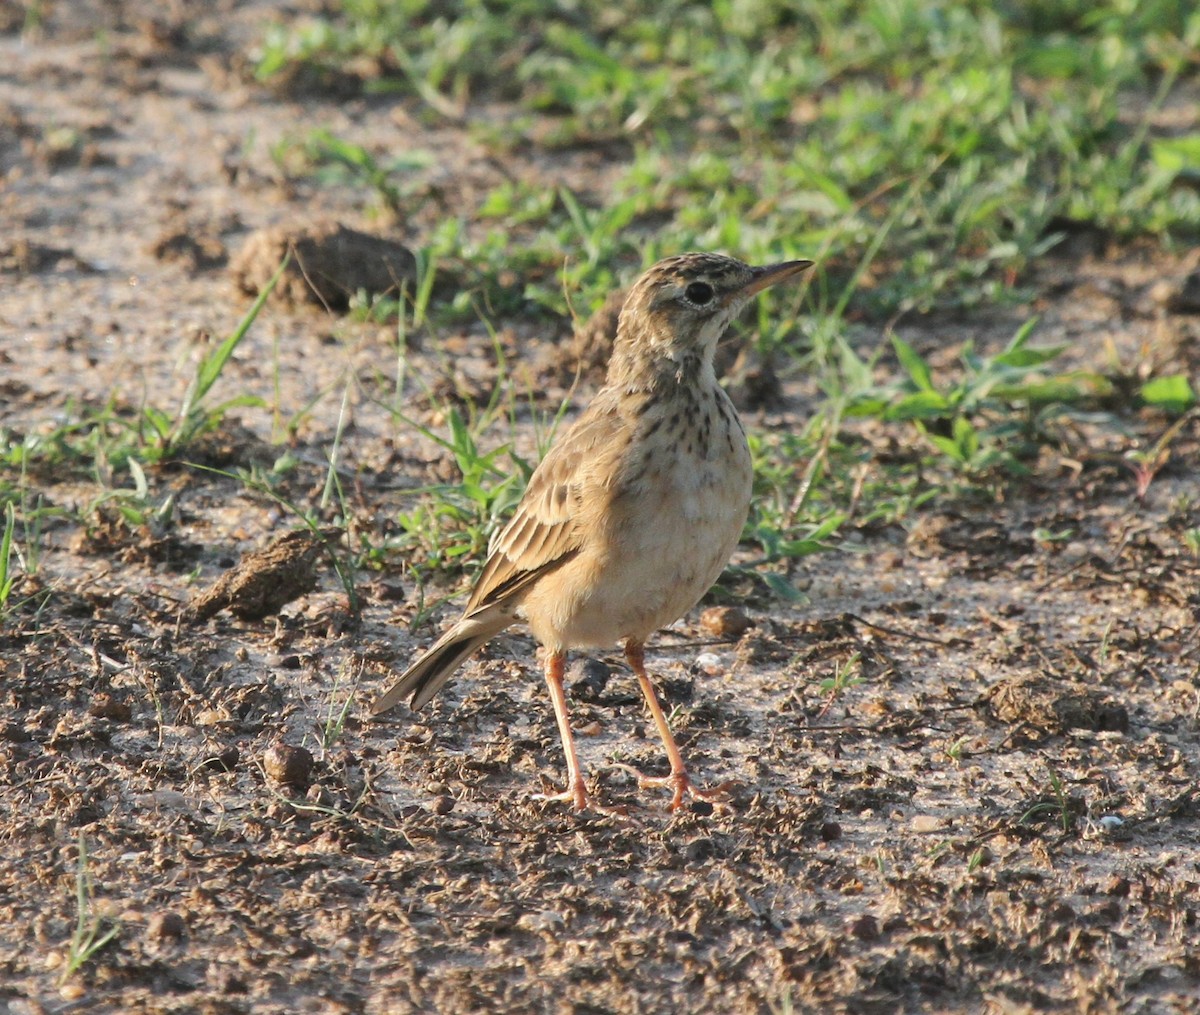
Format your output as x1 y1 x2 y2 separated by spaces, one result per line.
59 834 120 985
390 404 532 578
1 258 285 485
0 502 16 620
271 128 433 220
316 659 361 753
847 320 1108 477
819 652 864 703
246 1 1200 601
1019 766 1081 835
255 0 1200 320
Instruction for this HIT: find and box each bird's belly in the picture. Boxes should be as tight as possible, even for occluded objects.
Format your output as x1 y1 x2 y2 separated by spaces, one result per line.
524 428 752 649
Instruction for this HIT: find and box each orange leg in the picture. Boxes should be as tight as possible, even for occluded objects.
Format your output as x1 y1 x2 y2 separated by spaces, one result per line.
532 650 591 810
625 641 730 811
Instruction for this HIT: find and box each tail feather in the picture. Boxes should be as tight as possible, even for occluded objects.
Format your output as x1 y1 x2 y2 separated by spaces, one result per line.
371 615 510 715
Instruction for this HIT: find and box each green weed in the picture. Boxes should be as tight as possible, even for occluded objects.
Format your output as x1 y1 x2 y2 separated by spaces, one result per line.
254 0 1199 316
59 834 120 984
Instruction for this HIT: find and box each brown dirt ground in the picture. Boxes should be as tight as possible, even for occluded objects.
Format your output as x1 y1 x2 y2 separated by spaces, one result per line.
2 3 1200 1013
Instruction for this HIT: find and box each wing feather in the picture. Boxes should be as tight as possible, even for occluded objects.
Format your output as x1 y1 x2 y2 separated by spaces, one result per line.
466 396 630 612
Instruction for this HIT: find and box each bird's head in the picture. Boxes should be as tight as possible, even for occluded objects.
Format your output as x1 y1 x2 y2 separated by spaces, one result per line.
609 252 813 386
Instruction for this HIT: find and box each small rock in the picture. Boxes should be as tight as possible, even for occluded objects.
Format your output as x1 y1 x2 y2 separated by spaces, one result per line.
230 221 428 310
0 720 32 743
1103 875 1131 897
146 910 187 942
849 914 880 941
374 578 407 602
516 910 565 934
567 658 611 702
184 528 341 624
1155 271 1200 314
194 708 227 727
305 784 334 808
431 794 456 816
263 742 314 788
88 694 132 722
911 814 941 834
202 745 239 773
700 606 751 639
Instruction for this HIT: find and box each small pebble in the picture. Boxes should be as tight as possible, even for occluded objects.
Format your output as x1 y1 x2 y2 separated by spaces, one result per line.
263 742 314 788
516 910 565 933
89 694 132 721
306 784 334 808
911 814 942 834
849 914 880 941
194 709 226 727
146 911 187 942
431 794 456 816
699 605 751 638
202 745 239 773
567 658 611 701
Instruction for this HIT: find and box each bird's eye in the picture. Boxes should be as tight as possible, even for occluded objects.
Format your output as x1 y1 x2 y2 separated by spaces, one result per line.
684 281 715 305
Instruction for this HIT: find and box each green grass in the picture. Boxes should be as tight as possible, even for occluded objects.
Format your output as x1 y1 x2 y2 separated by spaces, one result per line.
255 0 1200 321
241 0 1200 593
4 2 1197 614
60 834 120 985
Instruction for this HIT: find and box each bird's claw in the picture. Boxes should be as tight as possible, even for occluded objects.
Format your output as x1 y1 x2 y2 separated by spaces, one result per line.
611 764 734 811
531 780 627 817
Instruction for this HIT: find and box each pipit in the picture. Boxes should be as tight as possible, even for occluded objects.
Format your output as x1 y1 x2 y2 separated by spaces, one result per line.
372 252 813 811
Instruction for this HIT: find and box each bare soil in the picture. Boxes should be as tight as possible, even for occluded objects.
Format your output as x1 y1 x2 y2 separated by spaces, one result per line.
2 3 1199 1013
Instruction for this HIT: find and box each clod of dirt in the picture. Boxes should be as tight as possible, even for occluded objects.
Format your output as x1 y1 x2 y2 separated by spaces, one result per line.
146 911 187 943
567 658 611 702
980 677 1130 735
1157 269 1200 314
561 286 626 384
848 914 881 941
88 694 132 722
230 221 421 310
149 227 227 271
201 745 240 773
700 605 752 639
183 527 341 623
263 742 314 789
72 506 202 569
719 345 784 412
0 238 94 275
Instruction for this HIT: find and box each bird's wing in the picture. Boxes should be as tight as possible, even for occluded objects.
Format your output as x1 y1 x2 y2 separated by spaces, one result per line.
466 396 629 612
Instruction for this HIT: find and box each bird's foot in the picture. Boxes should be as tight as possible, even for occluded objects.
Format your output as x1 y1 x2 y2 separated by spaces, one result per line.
531 778 627 817
612 764 734 812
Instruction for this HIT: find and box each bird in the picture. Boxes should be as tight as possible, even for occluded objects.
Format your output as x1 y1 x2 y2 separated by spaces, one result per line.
371 252 813 811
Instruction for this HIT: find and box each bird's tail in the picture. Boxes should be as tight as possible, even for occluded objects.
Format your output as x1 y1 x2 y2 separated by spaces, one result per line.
370 614 510 715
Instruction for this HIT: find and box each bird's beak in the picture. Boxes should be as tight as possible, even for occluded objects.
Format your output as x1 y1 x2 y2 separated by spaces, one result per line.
737 259 814 300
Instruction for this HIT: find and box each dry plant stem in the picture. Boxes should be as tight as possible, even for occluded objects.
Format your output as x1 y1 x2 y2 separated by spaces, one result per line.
625 641 728 811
